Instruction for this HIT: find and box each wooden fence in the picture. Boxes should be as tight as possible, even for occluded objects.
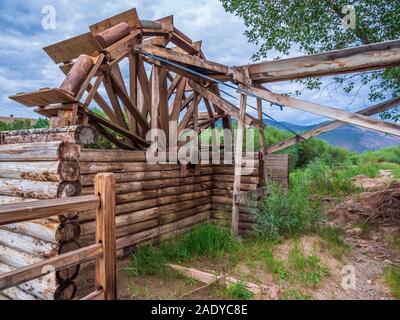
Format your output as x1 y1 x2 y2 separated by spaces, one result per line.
0 173 116 300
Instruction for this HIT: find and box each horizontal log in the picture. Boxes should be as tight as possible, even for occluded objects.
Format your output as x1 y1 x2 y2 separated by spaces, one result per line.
0 141 80 162
0 195 35 205
0 229 59 258
213 181 258 192
0 195 98 225
246 39 400 82
0 244 102 292
0 126 98 145
78 194 211 223
212 175 260 184
0 262 56 300
60 55 94 96
0 179 81 200
0 161 80 182
95 22 131 48
2 220 78 243
1 285 38 300
116 211 210 250
79 149 146 162
0 244 42 268
79 162 182 174
80 167 213 187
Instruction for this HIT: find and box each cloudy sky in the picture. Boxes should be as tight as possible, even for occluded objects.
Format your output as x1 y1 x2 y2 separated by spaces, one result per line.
0 0 376 125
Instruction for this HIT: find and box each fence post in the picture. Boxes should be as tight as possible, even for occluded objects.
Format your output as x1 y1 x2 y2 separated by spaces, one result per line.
94 173 117 300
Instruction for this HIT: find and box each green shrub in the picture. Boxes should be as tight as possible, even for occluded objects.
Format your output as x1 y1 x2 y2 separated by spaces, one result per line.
226 281 253 300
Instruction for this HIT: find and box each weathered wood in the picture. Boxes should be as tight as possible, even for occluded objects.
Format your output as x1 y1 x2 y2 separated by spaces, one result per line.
79 162 180 174
94 22 131 48
137 44 229 75
231 93 247 236
234 187 267 205
0 229 59 258
94 173 117 300
2 220 79 244
43 32 101 64
247 86 400 137
60 55 94 97
9 89 78 107
267 96 400 153
80 149 146 162
0 243 102 292
246 39 400 82
0 179 81 200
89 8 140 35
0 141 80 162
0 126 98 145
0 195 97 225
168 264 278 299
0 161 80 182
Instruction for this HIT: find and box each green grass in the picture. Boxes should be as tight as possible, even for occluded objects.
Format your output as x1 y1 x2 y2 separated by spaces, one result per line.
262 248 288 281
126 223 240 276
280 288 312 300
384 265 400 299
226 281 254 300
319 226 350 260
288 243 329 288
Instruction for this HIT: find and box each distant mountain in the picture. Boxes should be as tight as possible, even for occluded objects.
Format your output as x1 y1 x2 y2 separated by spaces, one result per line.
264 120 400 152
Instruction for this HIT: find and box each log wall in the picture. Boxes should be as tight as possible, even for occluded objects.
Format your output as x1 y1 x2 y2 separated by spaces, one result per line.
0 140 83 300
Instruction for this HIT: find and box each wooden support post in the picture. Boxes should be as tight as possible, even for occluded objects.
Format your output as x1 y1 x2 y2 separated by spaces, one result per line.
257 98 267 185
94 173 117 300
232 93 247 236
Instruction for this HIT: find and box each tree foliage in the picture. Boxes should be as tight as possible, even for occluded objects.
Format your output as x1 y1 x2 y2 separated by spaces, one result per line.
220 0 400 121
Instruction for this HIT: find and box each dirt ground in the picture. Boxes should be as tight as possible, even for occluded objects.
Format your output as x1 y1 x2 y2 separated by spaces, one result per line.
82 171 399 300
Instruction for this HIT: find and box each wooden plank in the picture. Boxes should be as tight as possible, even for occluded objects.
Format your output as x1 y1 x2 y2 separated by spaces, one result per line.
247 86 400 137
89 8 140 35
136 44 229 75
232 93 247 236
246 39 400 82
0 244 102 292
43 33 102 64
0 195 99 225
234 187 267 205
9 89 77 107
170 78 187 121
151 65 160 131
267 96 400 153
94 173 117 300
76 54 105 100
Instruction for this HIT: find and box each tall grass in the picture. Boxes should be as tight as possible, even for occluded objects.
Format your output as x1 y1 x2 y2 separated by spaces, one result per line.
126 223 240 276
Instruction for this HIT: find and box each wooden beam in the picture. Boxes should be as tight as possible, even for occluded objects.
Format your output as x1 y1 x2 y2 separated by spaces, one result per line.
109 72 150 132
247 86 400 137
170 77 187 121
91 122 135 150
245 39 400 82
232 93 247 236
103 74 129 129
136 44 229 75
190 81 262 128
87 111 149 147
151 65 160 131
266 96 400 153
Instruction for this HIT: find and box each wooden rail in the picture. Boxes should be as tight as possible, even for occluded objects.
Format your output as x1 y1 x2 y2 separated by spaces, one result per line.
0 173 116 300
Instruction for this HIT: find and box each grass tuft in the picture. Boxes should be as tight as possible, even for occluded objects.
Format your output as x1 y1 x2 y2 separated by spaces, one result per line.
288 243 329 288
126 223 240 276
319 226 350 260
384 265 400 299
226 281 254 300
